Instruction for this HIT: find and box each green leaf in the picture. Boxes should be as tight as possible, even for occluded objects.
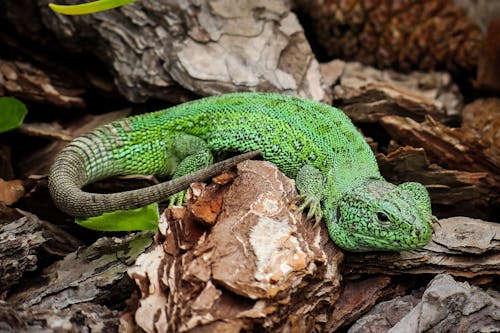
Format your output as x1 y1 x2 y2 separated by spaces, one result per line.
49 0 137 15
0 97 28 133
76 203 159 231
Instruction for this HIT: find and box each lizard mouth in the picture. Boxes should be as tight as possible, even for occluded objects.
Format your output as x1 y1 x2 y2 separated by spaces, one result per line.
349 233 426 252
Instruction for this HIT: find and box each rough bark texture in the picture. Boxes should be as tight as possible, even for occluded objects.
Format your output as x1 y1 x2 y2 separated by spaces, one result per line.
0 301 120 332
320 60 463 124
380 115 500 187
0 212 81 293
327 276 408 332
1 0 325 103
347 294 422 333
0 178 24 206
0 59 85 109
377 146 497 220
7 232 153 310
128 160 343 333
351 274 500 333
462 98 500 148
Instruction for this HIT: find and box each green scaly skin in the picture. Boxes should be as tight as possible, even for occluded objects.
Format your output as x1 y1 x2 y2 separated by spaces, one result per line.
49 92 434 252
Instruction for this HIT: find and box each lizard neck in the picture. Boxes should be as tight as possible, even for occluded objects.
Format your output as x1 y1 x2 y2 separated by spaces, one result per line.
323 164 383 203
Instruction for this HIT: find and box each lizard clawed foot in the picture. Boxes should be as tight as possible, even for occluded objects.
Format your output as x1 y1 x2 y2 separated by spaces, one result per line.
168 190 187 207
297 194 323 227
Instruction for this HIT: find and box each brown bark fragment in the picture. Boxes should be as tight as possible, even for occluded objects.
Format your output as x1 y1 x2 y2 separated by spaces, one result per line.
0 212 81 293
8 232 153 309
0 301 119 332
327 276 407 332
462 98 500 149
0 178 24 205
187 182 225 226
0 215 45 293
129 160 343 333
18 123 73 142
380 115 500 185
347 294 421 333
0 59 85 108
377 146 496 220
349 273 500 332
385 274 499 332
321 61 463 123
10 0 326 103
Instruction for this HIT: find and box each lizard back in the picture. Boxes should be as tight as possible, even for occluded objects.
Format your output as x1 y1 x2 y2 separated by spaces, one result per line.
102 93 380 187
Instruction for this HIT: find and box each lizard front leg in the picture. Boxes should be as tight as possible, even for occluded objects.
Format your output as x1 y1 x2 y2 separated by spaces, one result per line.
168 134 214 206
295 164 325 225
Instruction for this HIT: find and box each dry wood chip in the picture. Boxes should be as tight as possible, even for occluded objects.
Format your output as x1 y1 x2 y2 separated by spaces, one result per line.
129 160 343 333
0 178 24 205
323 61 463 123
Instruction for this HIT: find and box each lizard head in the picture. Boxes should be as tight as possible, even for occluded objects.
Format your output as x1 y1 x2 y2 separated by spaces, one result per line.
325 179 434 252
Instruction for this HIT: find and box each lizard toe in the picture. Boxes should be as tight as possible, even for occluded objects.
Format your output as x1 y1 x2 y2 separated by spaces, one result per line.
168 190 187 207
297 194 323 227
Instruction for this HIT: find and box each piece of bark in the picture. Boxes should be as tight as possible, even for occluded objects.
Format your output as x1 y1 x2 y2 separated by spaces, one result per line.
18 122 73 142
377 146 496 220
462 98 500 149
0 202 23 224
0 212 81 293
0 215 45 293
0 59 85 109
327 276 408 332
384 274 499 333
27 0 325 103
128 160 343 333
321 61 463 123
380 115 500 186
0 301 119 332
347 294 421 333
343 217 500 278
0 300 25 332
0 25 119 100
8 231 153 309
0 178 24 205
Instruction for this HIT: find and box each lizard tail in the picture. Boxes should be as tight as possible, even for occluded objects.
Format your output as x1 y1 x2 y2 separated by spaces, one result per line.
48 145 259 217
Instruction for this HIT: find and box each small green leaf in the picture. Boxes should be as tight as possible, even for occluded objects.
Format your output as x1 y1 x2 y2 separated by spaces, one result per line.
49 0 137 15
76 203 159 231
0 97 28 133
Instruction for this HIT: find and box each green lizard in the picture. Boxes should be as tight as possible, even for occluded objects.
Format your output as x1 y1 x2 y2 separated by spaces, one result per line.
49 92 434 252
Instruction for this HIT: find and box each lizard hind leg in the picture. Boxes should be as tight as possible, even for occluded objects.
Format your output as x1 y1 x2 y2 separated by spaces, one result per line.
295 164 325 226
168 134 214 206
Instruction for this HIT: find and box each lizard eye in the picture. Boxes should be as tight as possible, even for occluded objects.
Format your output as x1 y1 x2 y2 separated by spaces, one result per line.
377 212 390 223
